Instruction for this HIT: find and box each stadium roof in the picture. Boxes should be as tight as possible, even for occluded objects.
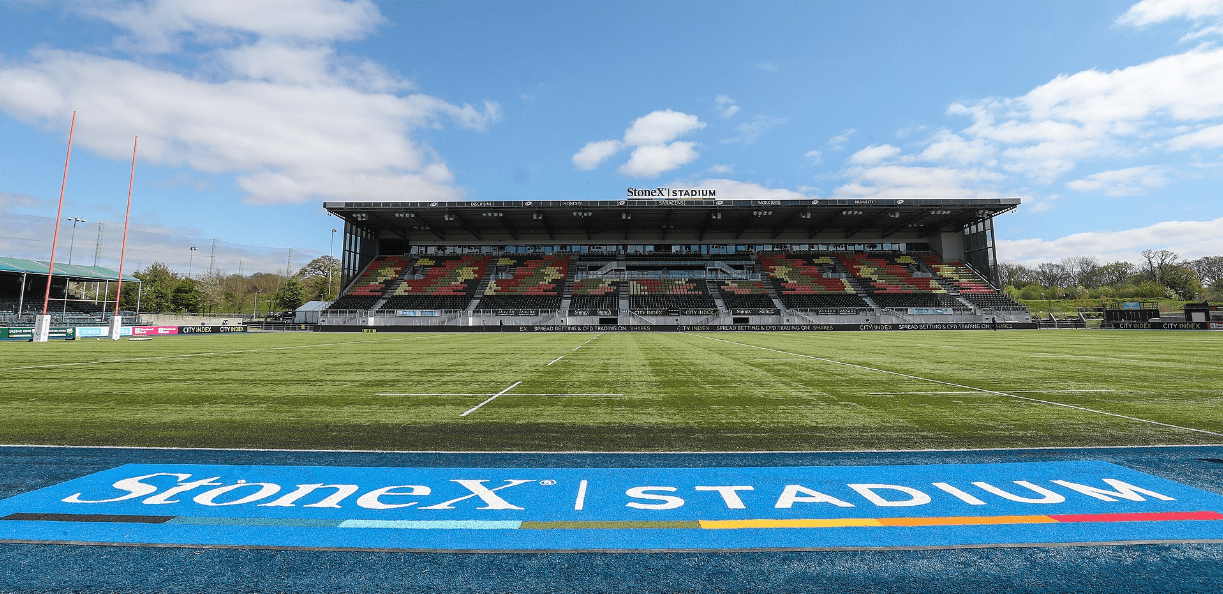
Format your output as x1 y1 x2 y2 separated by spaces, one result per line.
0 257 139 282
324 197 1020 245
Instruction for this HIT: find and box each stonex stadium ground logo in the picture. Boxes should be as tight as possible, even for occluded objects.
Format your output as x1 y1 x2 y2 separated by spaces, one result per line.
2 461 1222 551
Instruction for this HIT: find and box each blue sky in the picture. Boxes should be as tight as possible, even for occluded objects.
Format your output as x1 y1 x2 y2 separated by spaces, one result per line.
2 0 1223 273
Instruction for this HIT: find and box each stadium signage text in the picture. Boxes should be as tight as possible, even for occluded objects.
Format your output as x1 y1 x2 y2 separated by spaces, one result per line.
3 461 1222 551
626 187 717 198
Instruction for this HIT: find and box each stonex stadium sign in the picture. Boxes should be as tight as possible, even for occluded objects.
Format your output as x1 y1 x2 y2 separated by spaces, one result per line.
627 187 716 198
2 461 1223 551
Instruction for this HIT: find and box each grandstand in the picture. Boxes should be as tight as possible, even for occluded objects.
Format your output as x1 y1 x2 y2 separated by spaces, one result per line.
320 197 1026 327
0 257 142 327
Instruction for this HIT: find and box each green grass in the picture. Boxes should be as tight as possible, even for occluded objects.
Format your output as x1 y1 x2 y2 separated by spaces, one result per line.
1 329 1220 451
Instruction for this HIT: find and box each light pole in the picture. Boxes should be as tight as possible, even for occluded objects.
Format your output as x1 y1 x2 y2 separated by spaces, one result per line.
254 289 262 320
66 217 86 265
329 228 338 299
188 246 198 278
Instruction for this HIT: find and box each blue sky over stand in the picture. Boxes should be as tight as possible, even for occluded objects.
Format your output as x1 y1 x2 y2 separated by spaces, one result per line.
2 0 1223 273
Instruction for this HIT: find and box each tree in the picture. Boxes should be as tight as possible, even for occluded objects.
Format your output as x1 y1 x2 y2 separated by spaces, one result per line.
1161 265 1202 300
195 271 225 314
1140 249 1179 285
296 255 341 300
1186 256 1223 288
998 262 1034 288
1060 256 1100 288
124 263 180 312
1091 261 1137 288
1033 262 1071 288
171 278 203 313
276 278 308 311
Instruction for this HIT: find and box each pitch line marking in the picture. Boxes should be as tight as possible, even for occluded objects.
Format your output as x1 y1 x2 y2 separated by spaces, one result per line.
377 393 623 397
869 390 1118 396
547 356 565 366
460 381 522 417
690 334 1223 438
0 335 430 372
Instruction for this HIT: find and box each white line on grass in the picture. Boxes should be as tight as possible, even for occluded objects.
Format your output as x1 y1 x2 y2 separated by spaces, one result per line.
548 356 565 366
690 334 1223 438
0 336 428 372
460 381 522 417
377 393 623 397
869 389 1117 395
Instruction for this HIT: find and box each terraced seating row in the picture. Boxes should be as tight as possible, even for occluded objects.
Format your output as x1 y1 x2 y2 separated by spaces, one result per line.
382 255 492 311
757 254 869 309
960 292 1027 311
717 280 776 309
346 255 411 297
628 278 716 311
476 255 569 311
838 254 944 294
871 293 960 309
569 278 619 312
921 257 994 294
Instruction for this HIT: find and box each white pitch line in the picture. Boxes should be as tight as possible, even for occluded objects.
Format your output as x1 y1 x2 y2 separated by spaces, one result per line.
547 356 565 366
573 345 581 351
460 381 522 417
869 389 1118 396
690 334 1223 438
0 336 426 372
377 393 623 397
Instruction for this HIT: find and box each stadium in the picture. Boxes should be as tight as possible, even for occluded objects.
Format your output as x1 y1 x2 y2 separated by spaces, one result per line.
4 2 1223 590
3 193 1223 592
318 195 1031 330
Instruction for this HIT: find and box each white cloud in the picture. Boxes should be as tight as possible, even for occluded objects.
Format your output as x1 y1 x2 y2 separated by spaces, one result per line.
0 49 499 204
804 150 822 164
1167 121 1223 149
1117 0 1223 27
618 142 700 178
834 164 1004 199
1065 166 1171 196
0 3 501 205
948 47 1223 181
1022 192 1062 214
715 95 740 118
622 109 706 146
826 129 856 150
572 140 623 171
756 61 779 73
680 178 813 201
721 115 787 145
846 144 902 165
217 40 410 92
88 0 384 52
572 109 706 177
915 130 995 165
999 216 1223 264
706 164 734 174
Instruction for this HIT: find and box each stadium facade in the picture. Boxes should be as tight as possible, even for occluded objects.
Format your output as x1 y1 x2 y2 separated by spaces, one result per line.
320 196 1028 328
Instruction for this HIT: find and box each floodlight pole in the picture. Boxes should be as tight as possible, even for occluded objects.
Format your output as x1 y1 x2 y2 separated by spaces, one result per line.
66 217 86 265
329 228 337 299
35 111 75 343
111 136 137 339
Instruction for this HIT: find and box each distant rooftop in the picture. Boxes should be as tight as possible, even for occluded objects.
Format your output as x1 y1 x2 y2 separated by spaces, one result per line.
0 257 140 282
